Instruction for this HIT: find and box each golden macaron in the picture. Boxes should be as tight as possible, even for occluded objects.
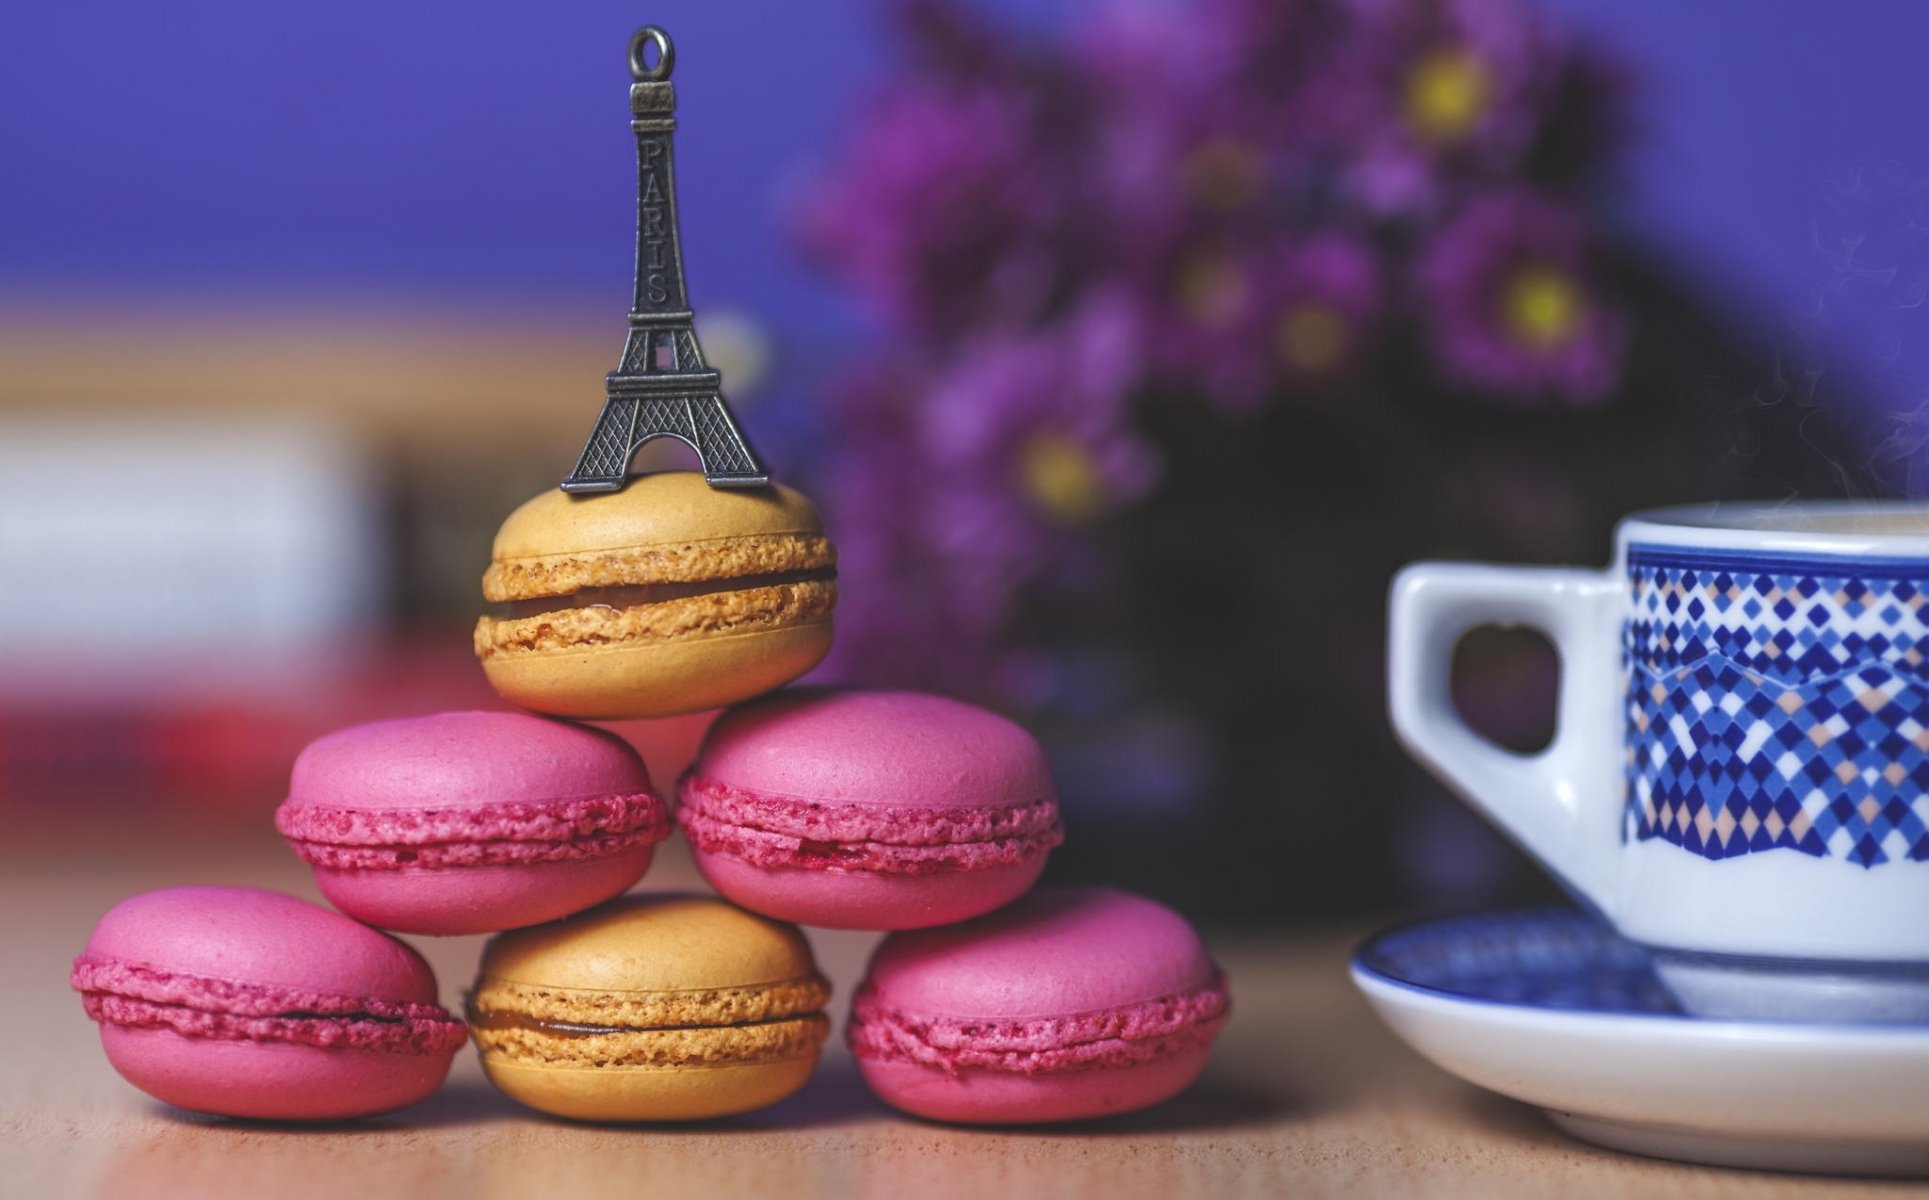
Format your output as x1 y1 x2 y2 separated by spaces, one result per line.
475 471 836 718
466 894 831 1122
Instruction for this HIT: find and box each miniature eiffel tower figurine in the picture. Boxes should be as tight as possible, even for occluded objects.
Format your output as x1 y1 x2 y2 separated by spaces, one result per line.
562 26 769 493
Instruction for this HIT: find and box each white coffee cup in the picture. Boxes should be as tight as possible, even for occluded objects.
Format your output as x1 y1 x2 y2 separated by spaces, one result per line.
1390 502 1929 1021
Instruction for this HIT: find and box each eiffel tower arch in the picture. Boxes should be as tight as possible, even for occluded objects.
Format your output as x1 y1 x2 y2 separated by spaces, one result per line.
563 27 769 493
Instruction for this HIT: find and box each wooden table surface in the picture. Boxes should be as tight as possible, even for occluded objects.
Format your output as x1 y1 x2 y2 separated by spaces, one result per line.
6 823 1926 1200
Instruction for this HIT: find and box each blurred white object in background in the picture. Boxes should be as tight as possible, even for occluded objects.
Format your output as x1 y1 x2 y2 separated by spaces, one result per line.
0 416 381 699
696 309 772 398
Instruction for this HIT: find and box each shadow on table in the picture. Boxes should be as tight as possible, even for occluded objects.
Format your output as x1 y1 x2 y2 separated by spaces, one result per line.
94 1083 513 1200
94 1063 1292 1200
736 1059 891 1130
1457 1089 1929 1188
502 1059 1292 1138
126 1077 518 1137
448 1060 891 1135
392 1077 524 1129
968 1075 1300 1138
1458 1089 1576 1152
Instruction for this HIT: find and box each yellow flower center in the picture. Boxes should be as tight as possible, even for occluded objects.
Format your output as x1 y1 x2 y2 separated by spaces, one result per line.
1405 48 1492 145
1501 266 1587 349
1019 433 1106 524
1176 254 1248 329
1273 303 1348 373
1183 138 1264 212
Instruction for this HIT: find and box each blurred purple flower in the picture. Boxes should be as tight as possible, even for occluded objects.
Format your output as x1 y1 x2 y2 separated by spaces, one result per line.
924 290 1158 516
793 74 1071 335
817 362 999 695
1417 189 1625 404
1161 232 1385 412
1318 0 1588 214
823 294 1160 702
799 0 1633 702
1079 0 1337 140
1075 0 1339 271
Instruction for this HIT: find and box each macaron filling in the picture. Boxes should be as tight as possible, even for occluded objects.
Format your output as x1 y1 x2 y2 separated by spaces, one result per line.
847 972 1231 1075
276 792 669 870
469 1013 811 1037
482 530 836 605
467 1011 830 1067
676 776 1065 876
466 973 832 1069
502 568 838 621
72 956 468 1056
476 577 837 658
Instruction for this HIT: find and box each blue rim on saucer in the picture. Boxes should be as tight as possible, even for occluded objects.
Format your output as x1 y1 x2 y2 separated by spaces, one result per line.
1354 909 1929 1026
1353 908 1683 1017
1351 908 1929 1175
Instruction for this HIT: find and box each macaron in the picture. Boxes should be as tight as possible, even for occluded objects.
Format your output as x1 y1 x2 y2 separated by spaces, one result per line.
71 886 467 1121
276 710 668 935
848 887 1230 1124
677 688 1065 930
474 470 837 719
466 894 831 1122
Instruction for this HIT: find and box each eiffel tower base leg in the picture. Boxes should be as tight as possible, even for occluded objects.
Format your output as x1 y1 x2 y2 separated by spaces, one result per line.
561 398 637 492
562 392 769 493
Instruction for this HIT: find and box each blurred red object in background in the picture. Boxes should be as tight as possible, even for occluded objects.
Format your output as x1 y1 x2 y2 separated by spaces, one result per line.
0 636 715 828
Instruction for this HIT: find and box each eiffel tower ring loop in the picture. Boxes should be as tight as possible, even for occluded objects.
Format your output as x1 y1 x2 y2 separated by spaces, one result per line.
628 26 674 81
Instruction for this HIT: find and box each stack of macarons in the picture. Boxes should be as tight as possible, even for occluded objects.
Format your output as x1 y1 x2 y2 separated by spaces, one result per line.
71 470 1228 1127
671 687 1230 1124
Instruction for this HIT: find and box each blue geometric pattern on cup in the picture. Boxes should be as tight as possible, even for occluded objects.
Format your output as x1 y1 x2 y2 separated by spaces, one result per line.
1625 545 1929 868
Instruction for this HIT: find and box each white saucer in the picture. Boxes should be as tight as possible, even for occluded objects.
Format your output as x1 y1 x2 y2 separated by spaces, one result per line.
1351 910 1929 1175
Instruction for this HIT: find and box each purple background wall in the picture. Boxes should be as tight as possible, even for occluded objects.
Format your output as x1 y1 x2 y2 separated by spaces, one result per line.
6 0 1929 414
1546 0 1929 439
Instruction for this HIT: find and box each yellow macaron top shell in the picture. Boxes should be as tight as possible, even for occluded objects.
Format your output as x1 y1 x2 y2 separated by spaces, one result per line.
477 893 823 999
483 471 832 601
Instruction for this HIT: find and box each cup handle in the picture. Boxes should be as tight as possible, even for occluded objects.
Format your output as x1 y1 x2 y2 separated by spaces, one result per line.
1387 561 1623 912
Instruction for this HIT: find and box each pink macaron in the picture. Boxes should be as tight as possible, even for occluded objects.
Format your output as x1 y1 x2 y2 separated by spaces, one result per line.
676 688 1064 930
276 710 668 935
848 887 1230 1124
71 886 467 1121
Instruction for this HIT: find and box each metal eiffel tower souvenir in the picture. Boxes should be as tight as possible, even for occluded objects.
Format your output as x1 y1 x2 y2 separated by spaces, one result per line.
562 26 770 493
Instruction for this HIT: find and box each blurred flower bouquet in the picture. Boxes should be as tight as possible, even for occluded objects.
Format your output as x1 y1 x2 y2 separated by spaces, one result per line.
793 0 1852 914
